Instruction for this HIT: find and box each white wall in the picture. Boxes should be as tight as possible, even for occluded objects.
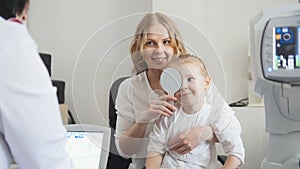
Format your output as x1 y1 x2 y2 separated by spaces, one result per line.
26 1 298 169
27 0 296 126
152 0 297 101
28 0 152 125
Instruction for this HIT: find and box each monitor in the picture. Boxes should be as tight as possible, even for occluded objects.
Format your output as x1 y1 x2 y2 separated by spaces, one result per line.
261 16 300 83
65 124 110 169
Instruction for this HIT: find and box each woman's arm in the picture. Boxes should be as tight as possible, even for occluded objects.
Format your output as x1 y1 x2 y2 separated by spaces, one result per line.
222 155 241 169
169 125 216 154
115 90 177 156
117 120 149 156
146 152 163 169
169 82 220 154
114 78 149 156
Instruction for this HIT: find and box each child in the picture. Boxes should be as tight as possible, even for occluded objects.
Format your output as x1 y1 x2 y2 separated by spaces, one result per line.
146 54 245 169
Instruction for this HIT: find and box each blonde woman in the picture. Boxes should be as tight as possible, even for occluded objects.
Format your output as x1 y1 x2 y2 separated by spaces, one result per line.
115 13 227 169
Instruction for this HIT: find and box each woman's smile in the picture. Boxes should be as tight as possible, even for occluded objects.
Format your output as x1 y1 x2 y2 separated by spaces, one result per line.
151 55 168 64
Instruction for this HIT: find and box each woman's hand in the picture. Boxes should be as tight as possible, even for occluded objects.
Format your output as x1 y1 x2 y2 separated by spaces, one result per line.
174 91 181 108
119 95 177 155
169 125 214 154
137 95 177 123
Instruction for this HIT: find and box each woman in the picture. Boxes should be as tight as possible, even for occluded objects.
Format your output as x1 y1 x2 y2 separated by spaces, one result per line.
115 12 224 169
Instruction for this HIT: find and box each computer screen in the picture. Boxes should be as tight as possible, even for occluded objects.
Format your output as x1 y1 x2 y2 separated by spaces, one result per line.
260 16 300 82
66 131 103 169
273 26 300 70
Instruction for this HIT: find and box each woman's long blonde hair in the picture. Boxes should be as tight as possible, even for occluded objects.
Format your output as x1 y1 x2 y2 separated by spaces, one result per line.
130 12 187 74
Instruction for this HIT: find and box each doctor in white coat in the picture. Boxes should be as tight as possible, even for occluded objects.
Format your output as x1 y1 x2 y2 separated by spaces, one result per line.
0 0 75 168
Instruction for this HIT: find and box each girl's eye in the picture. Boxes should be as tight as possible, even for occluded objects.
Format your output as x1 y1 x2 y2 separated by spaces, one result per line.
187 77 195 82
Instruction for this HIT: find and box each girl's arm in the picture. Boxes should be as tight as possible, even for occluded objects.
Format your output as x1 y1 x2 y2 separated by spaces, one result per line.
215 103 245 167
146 152 163 169
146 114 170 169
222 155 241 169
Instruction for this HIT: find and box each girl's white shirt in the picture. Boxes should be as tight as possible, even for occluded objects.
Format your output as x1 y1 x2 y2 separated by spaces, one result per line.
115 71 245 169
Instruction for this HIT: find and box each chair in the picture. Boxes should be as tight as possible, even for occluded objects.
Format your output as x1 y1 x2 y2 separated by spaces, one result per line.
39 52 75 124
106 77 228 169
107 77 131 169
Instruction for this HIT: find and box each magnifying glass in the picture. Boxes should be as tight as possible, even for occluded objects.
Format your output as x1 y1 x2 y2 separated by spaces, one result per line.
160 67 183 105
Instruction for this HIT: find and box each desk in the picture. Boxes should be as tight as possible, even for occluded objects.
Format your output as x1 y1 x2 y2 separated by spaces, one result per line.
59 104 68 125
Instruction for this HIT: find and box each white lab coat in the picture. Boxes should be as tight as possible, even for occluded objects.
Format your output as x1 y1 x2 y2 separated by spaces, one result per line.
0 17 74 169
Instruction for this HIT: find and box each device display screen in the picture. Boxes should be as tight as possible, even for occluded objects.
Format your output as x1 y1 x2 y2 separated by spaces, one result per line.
274 26 300 70
66 132 103 169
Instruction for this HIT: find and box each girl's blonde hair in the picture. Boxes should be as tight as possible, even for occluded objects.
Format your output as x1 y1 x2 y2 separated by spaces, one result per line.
177 54 210 78
130 12 187 74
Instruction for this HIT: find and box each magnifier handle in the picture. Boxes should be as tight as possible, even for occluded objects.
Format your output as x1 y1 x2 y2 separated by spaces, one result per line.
168 93 175 106
168 100 175 106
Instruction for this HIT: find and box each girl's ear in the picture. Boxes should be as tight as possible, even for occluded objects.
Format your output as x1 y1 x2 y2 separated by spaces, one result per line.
204 76 211 91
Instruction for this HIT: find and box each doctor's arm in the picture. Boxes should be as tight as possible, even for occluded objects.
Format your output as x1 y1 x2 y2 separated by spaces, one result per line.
0 28 74 169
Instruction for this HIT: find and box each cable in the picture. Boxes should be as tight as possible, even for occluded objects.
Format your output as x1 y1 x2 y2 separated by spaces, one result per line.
229 98 249 107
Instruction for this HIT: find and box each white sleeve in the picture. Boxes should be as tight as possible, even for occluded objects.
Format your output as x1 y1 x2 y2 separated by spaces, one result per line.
206 82 245 163
214 105 245 163
0 26 74 169
115 115 135 158
115 78 135 121
114 79 135 157
147 116 169 155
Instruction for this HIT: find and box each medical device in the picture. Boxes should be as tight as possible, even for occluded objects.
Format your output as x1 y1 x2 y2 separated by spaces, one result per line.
65 124 111 169
250 4 300 169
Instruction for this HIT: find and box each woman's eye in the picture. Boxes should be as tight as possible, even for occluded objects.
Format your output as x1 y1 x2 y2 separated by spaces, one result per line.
145 41 155 46
163 40 171 45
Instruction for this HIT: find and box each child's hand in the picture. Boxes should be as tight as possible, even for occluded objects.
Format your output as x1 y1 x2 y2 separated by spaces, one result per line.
137 95 177 123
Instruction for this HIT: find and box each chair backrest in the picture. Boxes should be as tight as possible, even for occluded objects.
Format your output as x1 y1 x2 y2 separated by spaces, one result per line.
39 52 52 77
107 77 131 169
